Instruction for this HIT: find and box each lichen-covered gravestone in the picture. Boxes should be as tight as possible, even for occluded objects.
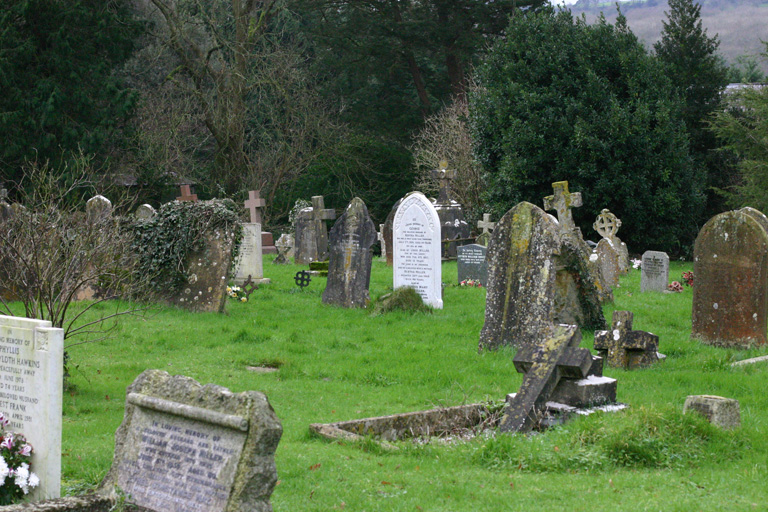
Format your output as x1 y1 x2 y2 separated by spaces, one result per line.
594 310 665 369
135 204 157 220
593 209 629 274
176 227 236 313
322 198 377 308
0 315 64 501
294 196 336 264
273 234 294 265
692 208 768 347
640 250 669 292
99 370 282 512
393 192 443 308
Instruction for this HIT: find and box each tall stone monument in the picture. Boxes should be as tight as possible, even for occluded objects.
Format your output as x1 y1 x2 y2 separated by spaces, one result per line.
322 198 378 308
233 190 270 285
431 161 470 259
692 207 768 347
393 192 443 308
294 196 336 265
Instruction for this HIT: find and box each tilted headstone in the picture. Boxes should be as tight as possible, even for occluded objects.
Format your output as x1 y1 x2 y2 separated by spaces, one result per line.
273 234 294 265
457 244 488 286
176 184 198 202
431 161 470 259
594 310 665 369
322 198 378 308
593 209 629 273
640 251 670 293
0 315 64 501
86 195 112 223
135 204 157 220
692 208 768 347
99 370 282 512
393 192 443 308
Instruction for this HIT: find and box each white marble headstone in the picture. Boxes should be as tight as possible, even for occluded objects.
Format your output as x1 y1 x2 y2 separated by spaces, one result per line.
233 223 270 285
0 315 64 501
393 192 443 308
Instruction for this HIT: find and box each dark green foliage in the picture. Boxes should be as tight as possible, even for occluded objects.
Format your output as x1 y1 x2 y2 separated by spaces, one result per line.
728 55 766 83
471 9 702 253
129 200 242 295
0 0 142 187
654 0 731 218
372 287 432 316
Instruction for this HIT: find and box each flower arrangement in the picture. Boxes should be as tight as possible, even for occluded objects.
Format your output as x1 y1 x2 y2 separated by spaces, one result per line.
460 279 483 288
226 286 248 302
682 271 694 287
668 281 684 293
631 258 642 270
0 414 39 505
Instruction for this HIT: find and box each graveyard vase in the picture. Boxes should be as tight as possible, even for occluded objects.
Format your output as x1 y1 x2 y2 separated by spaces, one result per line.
692 209 768 348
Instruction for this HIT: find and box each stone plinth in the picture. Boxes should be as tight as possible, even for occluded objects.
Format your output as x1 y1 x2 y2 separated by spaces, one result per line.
683 395 740 430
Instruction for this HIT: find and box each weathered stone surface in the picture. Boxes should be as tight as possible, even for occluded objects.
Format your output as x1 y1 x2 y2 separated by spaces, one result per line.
592 209 629 274
640 251 669 293
731 354 768 367
393 192 443 309
457 244 487 285
86 195 112 223
273 234 294 265
594 310 665 369
172 229 235 313
548 375 617 408
233 223 269 286
135 204 157 220
322 198 377 308
293 196 336 264
431 163 470 259
0 315 64 502
692 208 768 348
594 239 620 290
0 495 114 511
382 199 402 266
99 370 282 512
683 395 740 430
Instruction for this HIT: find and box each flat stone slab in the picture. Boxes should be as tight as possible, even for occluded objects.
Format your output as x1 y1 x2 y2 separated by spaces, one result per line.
731 355 768 367
683 395 740 430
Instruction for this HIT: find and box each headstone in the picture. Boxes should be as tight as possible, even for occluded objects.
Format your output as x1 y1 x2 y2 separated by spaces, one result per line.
86 195 112 223
273 234 294 265
135 204 157 220
640 251 669 293
692 208 768 347
543 181 582 233
322 198 378 308
174 227 236 313
382 198 402 266
244 190 265 224
593 209 629 273
393 192 443 309
0 315 64 501
378 225 386 259
99 370 282 512
293 196 336 264
683 395 740 430
431 161 470 259
594 238 620 290
457 244 487 286
594 310 665 369
261 232 277 255
176 184 198 202
233 223 270 286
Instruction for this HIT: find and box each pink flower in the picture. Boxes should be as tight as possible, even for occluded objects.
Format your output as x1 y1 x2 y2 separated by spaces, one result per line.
19 444 32 456
1 435 13 450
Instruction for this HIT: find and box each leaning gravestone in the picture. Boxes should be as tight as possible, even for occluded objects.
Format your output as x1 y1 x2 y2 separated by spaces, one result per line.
322 198 378 308
692 208 768 347
0 315 64 501
393 192 443 308
99 370 282 512
640 251 670 293
457 244 487 286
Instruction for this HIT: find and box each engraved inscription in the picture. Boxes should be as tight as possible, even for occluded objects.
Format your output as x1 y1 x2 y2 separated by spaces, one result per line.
0 329 40 430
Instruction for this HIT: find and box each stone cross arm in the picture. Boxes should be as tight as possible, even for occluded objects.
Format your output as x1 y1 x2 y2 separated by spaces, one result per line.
245 190 266 224
543 181 582 230
311 195 336 221
177 184 198 202
594 310 660 368
477 213 495 234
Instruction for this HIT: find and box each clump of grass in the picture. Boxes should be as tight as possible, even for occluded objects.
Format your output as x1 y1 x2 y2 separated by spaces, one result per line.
371 287 432 315
473 405 746 472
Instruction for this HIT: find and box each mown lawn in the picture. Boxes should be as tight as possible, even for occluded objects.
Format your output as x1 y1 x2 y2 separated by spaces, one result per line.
57 256 768 511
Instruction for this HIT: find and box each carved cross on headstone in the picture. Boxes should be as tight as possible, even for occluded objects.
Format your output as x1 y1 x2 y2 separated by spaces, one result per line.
177 184 198 202
593 209 621 239
543 181 582 232
245 190 266 224
431 160 457 204
499 324 593 433
477 213 495 234
594 310 662 369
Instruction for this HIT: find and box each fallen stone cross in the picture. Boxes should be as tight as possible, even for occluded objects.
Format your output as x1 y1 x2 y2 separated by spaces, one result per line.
594 311 665 369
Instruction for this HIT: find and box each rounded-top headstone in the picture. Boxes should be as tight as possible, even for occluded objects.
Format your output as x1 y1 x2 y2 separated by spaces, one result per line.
86 194 112 223
135 204 156 220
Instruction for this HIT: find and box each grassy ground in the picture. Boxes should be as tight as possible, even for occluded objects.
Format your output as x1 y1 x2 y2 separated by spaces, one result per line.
55 256 767 510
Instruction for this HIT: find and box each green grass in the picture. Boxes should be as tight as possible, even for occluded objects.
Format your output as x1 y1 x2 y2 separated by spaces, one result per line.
53 256 768 510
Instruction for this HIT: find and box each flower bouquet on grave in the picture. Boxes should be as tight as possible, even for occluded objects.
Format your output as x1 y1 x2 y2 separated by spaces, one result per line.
0 413 39 505
682 271 694 287
668 281 684 293
226 285 248 303
460 279 482 288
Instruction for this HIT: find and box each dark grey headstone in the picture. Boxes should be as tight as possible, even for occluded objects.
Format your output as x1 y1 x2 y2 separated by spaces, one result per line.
322 198 377 308
594 310 665 369
457 244 487 286
293 207 316 264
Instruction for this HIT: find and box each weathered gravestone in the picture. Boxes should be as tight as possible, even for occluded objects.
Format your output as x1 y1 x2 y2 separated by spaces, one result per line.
99 370 282 512
431 162 470 259
499 324 617 433
692 208 768 347
272 234 294 265
381 198 402 267
393 192 443 309
683 395 740 430
457 244 487 286
594 310 665 369
175 227 236 313
640 251 670 293
377 225 386 259
135 204 157 220
593 209 629 273
0 315 64 501
322 198 377 308
594 239 620 290
293 196 336 265
233 192 270 286
475 213 495 247
479 201 606 352
86 195 112 223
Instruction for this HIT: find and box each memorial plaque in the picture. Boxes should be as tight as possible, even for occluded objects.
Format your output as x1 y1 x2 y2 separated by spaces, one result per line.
640 251 669 293
457 244 487 285
100 370 282 512
233 223 269 285
0 315 64 501
393 192 443 309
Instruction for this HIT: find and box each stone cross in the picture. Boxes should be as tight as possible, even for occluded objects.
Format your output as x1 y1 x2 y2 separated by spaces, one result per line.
311 195 336 223
594 310 663 369
593 209 621 239
177 184 198 202
244 190 266 224
543 181 582 232
431 160 457 204
499 324 592 433
477 213 495 234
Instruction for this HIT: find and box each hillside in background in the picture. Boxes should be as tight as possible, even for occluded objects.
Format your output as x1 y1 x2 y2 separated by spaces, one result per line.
570 0 768 76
